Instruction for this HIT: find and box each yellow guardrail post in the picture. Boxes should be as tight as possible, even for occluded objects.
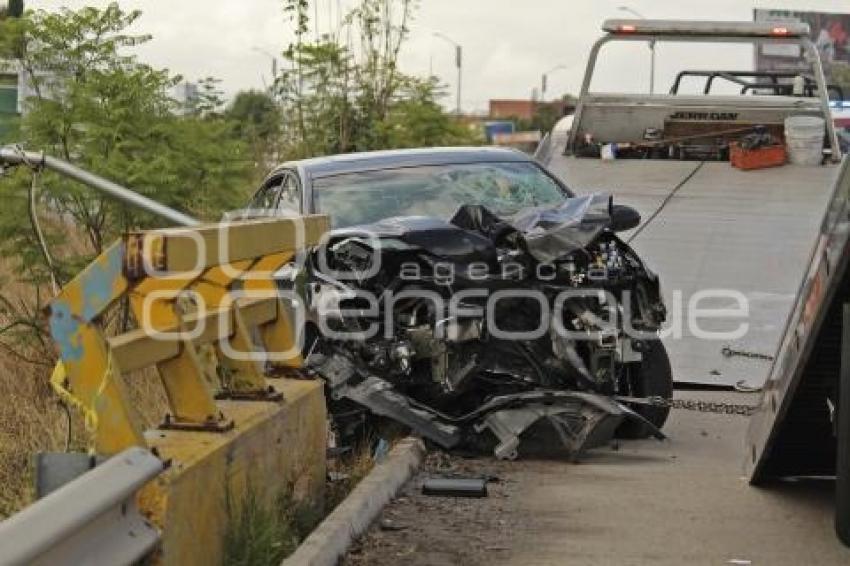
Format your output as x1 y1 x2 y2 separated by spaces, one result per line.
243 251 305 374
47 215 329 451
46 214 330 565
47 241 146 454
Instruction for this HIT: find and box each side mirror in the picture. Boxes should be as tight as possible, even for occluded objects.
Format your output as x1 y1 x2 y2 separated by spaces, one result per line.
611 204 641 232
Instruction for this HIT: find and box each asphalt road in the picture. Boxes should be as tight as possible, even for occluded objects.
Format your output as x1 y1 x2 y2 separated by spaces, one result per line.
344 391 850 565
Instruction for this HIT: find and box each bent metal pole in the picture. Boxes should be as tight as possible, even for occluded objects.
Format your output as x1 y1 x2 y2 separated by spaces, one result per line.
0 146 200 227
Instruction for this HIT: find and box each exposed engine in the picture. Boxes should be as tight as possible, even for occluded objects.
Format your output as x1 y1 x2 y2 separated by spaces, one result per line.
305 194 671 460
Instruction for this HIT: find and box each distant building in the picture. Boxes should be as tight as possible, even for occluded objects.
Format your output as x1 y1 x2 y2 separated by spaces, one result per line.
0 61 35 115
171 81 200 114
0 67 19 115
0 62 38 139
488 99 575 121
0 1 26 139
0 0 24 19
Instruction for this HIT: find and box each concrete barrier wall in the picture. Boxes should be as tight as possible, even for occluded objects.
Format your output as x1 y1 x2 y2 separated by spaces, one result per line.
140 379 327 566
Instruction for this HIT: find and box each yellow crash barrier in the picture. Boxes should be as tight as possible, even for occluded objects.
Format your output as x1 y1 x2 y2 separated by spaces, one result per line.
46 215 330 565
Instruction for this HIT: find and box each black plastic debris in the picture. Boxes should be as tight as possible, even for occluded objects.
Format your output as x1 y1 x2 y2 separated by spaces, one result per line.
422 477 488 498
379 518 408 532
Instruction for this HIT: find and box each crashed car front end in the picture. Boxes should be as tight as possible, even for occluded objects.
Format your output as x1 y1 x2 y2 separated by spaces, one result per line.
302 192 670 460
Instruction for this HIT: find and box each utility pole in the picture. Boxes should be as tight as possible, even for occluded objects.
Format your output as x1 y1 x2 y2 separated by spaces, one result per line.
314 0 319 41
434 32 463 116
542 64 568 100
252 47 279 92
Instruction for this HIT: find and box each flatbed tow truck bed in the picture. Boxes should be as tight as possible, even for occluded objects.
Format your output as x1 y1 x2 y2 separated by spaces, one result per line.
548 158 840 389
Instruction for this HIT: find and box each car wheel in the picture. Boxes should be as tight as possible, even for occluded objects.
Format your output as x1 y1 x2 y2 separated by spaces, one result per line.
616 340 673 439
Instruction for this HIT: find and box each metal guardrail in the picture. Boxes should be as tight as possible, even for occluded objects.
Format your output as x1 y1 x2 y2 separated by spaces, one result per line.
0 146 199 227
0 447 164 565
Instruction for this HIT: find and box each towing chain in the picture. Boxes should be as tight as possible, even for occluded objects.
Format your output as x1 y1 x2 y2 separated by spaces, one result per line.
721 345 774 361
617 395 759 417
664 397 757 416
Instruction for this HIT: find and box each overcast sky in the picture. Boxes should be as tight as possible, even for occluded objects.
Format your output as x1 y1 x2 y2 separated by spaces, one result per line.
26 0 850 111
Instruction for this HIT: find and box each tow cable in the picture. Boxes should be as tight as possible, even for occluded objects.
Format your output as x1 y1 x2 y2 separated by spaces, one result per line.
626 161 705 245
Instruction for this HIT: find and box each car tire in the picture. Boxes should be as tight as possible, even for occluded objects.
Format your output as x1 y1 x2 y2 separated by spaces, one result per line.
616 340 673 439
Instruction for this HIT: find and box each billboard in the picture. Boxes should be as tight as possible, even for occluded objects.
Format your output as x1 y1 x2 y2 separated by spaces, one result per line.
754 9 850 99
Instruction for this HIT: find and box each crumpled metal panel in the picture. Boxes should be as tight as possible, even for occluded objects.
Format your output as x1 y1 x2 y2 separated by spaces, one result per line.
450 193 613 263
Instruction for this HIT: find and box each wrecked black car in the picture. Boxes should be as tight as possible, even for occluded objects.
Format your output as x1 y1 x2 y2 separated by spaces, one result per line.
240 148 672 459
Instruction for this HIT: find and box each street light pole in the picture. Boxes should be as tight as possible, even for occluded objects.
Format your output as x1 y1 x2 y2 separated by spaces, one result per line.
252 46 279 91
542 64 568 101
618 6 655 95
649 39 656 95
434 32 463 115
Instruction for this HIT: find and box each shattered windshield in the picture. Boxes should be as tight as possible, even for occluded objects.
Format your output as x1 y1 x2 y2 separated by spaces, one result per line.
313 161 569 228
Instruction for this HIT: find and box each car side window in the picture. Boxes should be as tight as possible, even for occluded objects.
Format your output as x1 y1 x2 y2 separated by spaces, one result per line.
277 172 302 214
251 176 284 210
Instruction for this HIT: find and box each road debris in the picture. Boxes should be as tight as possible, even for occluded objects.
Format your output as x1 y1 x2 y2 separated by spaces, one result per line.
421 477 488 498
342 452 519 566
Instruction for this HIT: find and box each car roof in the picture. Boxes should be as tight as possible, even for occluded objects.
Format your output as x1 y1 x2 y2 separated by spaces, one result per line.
269 147 535 180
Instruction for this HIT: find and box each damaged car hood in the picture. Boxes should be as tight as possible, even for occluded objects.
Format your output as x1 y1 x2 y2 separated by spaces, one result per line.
331 192 614 264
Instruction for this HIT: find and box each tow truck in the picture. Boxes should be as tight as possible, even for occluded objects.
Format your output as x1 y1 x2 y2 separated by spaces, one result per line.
545 19 850 545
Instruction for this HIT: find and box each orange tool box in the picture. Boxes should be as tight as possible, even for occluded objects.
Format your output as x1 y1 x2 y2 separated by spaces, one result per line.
730 142 787 171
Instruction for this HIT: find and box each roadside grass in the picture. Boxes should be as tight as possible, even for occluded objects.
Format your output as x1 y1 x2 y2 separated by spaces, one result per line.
0 358 74 516
0 360 169 517
325 442 376 512
224 440 378 565
0 249 71 517
223 484 323 566
0 246 170 517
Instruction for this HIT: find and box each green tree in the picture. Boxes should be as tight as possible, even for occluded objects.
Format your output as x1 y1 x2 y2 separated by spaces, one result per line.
227 89 283 169
0 3 253 357
229 90 282 141
275 0 481 158
4 4 250 251
374 76 477 148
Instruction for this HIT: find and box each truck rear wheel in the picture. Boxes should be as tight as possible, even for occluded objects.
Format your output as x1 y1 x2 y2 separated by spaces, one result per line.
617 340 673 439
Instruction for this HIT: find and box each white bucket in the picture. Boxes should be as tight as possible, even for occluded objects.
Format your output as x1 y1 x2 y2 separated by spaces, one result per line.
784 116 825 166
